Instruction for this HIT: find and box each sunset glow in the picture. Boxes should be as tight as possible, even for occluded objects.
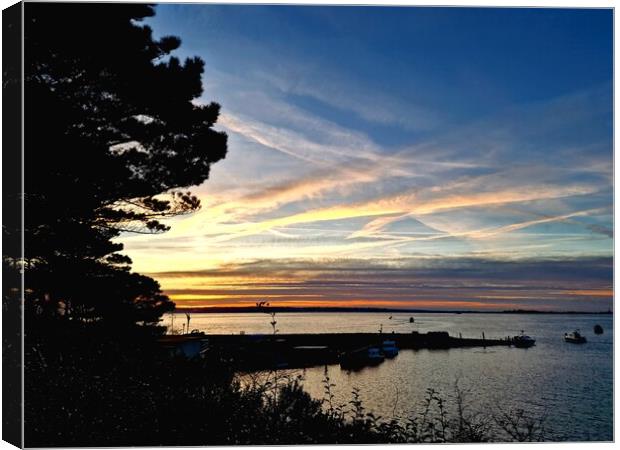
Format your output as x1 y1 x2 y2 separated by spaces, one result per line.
117 6 613 311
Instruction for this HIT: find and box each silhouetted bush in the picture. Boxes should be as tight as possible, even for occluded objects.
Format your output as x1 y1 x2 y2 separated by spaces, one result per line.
25 322 547 446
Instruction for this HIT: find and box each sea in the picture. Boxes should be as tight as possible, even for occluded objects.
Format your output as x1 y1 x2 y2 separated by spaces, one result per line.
164 312 613 441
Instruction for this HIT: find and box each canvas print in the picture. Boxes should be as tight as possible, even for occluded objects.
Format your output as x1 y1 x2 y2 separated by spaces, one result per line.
2 2 613 447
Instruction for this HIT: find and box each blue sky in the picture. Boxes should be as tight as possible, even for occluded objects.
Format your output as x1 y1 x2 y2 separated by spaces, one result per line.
119 6 613 311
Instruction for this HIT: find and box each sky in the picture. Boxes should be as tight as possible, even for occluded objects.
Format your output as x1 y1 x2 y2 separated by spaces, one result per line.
118 5 613 311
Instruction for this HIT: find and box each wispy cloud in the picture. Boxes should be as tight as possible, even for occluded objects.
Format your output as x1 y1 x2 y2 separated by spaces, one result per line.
202 181 598 243
350 208 608 241
131 7 612 311
255 68 440 132
118 55 612 312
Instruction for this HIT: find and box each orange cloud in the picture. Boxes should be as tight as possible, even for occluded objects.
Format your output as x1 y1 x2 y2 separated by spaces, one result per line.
207 183 597 244
561 289 613 297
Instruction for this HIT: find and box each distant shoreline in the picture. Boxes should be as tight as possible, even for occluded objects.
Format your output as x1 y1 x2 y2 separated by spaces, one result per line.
171 306 612 315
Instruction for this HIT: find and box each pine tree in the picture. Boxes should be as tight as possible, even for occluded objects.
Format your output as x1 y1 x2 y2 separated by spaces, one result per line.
22 3 227 325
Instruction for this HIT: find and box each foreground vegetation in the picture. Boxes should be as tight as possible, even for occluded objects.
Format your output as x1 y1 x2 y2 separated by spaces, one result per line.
25 320 547 446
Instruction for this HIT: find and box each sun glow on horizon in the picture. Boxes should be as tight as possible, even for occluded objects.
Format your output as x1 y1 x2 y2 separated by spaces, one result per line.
117 6 612 312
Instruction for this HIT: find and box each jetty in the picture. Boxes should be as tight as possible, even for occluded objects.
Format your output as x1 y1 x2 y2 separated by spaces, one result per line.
200 331 511 371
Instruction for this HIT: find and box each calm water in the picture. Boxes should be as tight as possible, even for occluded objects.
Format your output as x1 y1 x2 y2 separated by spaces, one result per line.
165 312 613 441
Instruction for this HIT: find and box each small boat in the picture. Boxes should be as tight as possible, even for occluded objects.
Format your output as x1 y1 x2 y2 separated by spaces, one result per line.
382 340 399 358
564 330 587 344
367 347 385 362
340 346 385 369
158 331 209 359
512 331 536 348
594 324 604 335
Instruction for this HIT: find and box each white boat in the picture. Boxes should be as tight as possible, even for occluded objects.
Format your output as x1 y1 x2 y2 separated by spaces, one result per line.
158 331 208 359
340 346 385 369
382 340 399 357
512 332 536 348
564 330 587 344
367 347 385 362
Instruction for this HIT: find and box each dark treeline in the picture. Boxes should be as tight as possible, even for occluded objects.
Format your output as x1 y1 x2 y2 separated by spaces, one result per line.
6 4 549 446
20 2 226 326
178 306 423 314
174 306 613 314
501 309 612 315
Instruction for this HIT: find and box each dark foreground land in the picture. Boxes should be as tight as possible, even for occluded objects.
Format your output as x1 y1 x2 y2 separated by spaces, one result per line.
24 321 549 446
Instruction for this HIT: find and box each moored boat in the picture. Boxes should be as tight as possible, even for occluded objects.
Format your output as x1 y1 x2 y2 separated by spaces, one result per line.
512 331 536 348
158 331 209 359
382 340 399 357
564 330 587 344
340 346 385 369
366 347 384 362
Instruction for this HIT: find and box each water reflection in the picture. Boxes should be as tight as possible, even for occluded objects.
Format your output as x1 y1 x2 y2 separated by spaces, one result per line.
173 312 612 441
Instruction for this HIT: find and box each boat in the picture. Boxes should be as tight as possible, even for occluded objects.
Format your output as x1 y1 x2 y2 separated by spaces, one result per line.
382 340 399 358
512 331 536 348
366 347 385 363
564 330 587 344
594 324 604 335
158 331 209 359
409 317 414 323
340 346 385 369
